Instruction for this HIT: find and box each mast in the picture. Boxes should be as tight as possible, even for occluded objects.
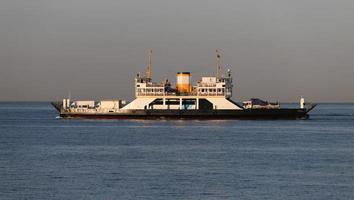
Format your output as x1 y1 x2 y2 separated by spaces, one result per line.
216 49 221 80
146 49 152 80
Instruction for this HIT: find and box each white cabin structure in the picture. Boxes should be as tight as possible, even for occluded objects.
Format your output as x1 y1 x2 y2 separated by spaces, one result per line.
122 49 241 111
61 49 243 114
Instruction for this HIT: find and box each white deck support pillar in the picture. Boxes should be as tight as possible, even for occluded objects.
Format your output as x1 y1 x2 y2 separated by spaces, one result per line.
206 98 242 110
63 99 67 109
196 98 199 110
121 98 156 110
66 99 70 108
179 98 182 109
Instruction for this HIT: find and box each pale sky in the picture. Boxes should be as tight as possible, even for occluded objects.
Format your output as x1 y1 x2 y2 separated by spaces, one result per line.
1 0 354 102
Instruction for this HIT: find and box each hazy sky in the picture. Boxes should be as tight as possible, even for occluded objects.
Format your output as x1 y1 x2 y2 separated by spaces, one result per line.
1 0 354 102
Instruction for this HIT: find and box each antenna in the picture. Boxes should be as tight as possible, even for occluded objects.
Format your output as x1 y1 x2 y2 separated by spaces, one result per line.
146 49 152 80
216 49 221 80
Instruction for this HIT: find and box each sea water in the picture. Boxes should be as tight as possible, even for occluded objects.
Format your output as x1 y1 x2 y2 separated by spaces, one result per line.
0 102 354 200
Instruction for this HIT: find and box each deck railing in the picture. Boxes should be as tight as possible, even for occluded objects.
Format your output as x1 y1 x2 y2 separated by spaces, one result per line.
136 92 226 97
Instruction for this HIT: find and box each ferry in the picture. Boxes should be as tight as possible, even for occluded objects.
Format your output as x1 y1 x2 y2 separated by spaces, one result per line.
52 49 316 119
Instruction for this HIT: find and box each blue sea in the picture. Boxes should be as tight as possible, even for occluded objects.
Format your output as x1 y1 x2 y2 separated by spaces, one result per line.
1 102 354 200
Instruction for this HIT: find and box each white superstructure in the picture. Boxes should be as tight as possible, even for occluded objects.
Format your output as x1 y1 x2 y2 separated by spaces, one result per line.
121 49 241 111
61 49 243 114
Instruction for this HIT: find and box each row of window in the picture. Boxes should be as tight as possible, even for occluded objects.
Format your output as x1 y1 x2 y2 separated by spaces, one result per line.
137 88 164 93
198 88 225 93
137 88 226 94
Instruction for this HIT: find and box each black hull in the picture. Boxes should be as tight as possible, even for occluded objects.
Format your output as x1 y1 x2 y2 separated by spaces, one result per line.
51 102 314 120
59 113 308 120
